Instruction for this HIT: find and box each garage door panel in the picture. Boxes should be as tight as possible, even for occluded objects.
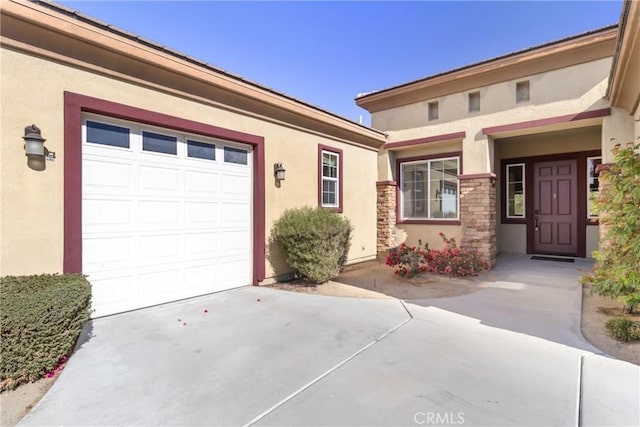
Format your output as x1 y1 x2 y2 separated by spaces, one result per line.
84 159 134 194
185 232 218 257
138 268 181 299
222 174 250 197
138 234 181 261
221 230 250 252
185 170 219 196
139 165 181 194
185 201 218 226
139 200 181 226
222 202 250 224
84 199 132 228
221 259 251 286
184 263 219 292
89 274 134 308
83 236 133 271
83 116 252 316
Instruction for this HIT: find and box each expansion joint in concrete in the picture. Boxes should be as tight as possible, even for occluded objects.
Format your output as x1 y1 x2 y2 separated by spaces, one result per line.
243 302 412 427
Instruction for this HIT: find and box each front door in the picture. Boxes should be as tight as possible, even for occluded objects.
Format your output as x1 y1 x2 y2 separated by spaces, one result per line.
533 159 578 255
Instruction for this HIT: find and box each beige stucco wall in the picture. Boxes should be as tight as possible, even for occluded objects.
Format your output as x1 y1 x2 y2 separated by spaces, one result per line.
498 225 527 253
496 126 602 159
372 58 612 132
601 107 637 162
373 58 612 175
0 48 378 278
394 224 463 251
586 225 599 257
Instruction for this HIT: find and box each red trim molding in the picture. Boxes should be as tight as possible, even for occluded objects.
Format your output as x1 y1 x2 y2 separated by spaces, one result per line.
482 108 611 135
63 92 266 284
317 144 344 213
458 173 496 180
384 131 466 150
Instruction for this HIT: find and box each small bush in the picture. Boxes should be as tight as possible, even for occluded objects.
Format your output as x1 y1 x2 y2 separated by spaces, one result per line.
272 207 352 283
385 240 429 278
386 233 490 278
605 317 640 342
1 274 91 391
426 233 491 276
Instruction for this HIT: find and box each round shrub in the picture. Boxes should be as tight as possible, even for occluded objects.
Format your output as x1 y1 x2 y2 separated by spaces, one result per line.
605 317 640 342
272 207 352 283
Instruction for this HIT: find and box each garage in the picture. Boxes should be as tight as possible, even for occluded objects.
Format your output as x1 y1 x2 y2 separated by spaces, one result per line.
82 115 252 316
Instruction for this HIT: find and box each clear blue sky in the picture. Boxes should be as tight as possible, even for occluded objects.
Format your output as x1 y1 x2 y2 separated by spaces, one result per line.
58 1 623 125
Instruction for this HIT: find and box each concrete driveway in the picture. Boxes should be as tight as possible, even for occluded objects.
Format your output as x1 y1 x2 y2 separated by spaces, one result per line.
21 279 640 426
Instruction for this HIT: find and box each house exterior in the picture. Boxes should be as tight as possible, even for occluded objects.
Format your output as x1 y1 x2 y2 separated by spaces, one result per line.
357 3 639 266
0 0 385 316
1 0 638 317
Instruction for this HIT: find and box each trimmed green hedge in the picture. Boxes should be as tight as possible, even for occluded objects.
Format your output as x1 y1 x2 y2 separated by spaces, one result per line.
272 206 352 283
1 274 91 391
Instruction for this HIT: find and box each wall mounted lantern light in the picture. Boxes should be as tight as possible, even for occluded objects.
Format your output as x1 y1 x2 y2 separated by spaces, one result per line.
23 124 46 156
23 124 55 171
274 162 286 186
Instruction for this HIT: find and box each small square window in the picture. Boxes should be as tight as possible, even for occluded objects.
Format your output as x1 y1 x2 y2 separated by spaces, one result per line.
428 101 439 121
516 81 530 103
142 131 177 155
224 146 248 165
468 92 480 113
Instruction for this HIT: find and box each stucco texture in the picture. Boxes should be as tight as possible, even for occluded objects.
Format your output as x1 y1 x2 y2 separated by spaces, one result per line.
0 48 378 279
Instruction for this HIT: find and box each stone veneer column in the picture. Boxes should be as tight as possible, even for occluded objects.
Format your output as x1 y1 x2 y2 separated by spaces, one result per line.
595 163 614 249
376 181 397 253
459 175 497 266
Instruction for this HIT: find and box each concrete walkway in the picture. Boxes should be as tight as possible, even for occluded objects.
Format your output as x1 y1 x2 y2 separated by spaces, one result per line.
20 280 639 426
408 253 603 351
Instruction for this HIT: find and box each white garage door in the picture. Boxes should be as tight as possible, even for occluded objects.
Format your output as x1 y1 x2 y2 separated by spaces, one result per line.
82 115 252 317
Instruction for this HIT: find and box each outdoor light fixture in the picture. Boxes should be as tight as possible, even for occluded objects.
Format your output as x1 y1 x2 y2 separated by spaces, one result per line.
23 124 46 156
274 162 286 181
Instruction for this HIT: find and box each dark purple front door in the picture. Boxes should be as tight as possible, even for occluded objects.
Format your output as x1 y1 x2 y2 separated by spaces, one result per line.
533 159 578 255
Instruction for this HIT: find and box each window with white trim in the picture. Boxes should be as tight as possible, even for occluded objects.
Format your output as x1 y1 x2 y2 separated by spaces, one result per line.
400 157 459 220
587 156 602 218
321 150 339 208
506 163 525 218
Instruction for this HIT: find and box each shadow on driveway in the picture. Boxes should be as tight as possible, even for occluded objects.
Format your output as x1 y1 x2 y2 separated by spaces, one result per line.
337 253 599 352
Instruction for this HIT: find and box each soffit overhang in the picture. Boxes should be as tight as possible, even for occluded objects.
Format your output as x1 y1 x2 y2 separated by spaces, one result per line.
607 1 640 115
357 28 617 114
1 0 386 149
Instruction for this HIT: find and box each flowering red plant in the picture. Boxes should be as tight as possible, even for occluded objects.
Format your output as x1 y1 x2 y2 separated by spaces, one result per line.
386 233 490 278
385 240 429 278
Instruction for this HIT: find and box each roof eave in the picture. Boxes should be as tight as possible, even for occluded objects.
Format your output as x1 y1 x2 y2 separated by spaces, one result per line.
356 26 618 113
4 0 385 147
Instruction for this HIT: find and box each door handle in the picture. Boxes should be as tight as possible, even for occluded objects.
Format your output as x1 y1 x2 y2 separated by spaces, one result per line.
534 216 540 232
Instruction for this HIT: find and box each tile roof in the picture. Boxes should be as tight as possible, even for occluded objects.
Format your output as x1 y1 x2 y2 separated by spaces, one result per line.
31 0 384 134
356 24 619 100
